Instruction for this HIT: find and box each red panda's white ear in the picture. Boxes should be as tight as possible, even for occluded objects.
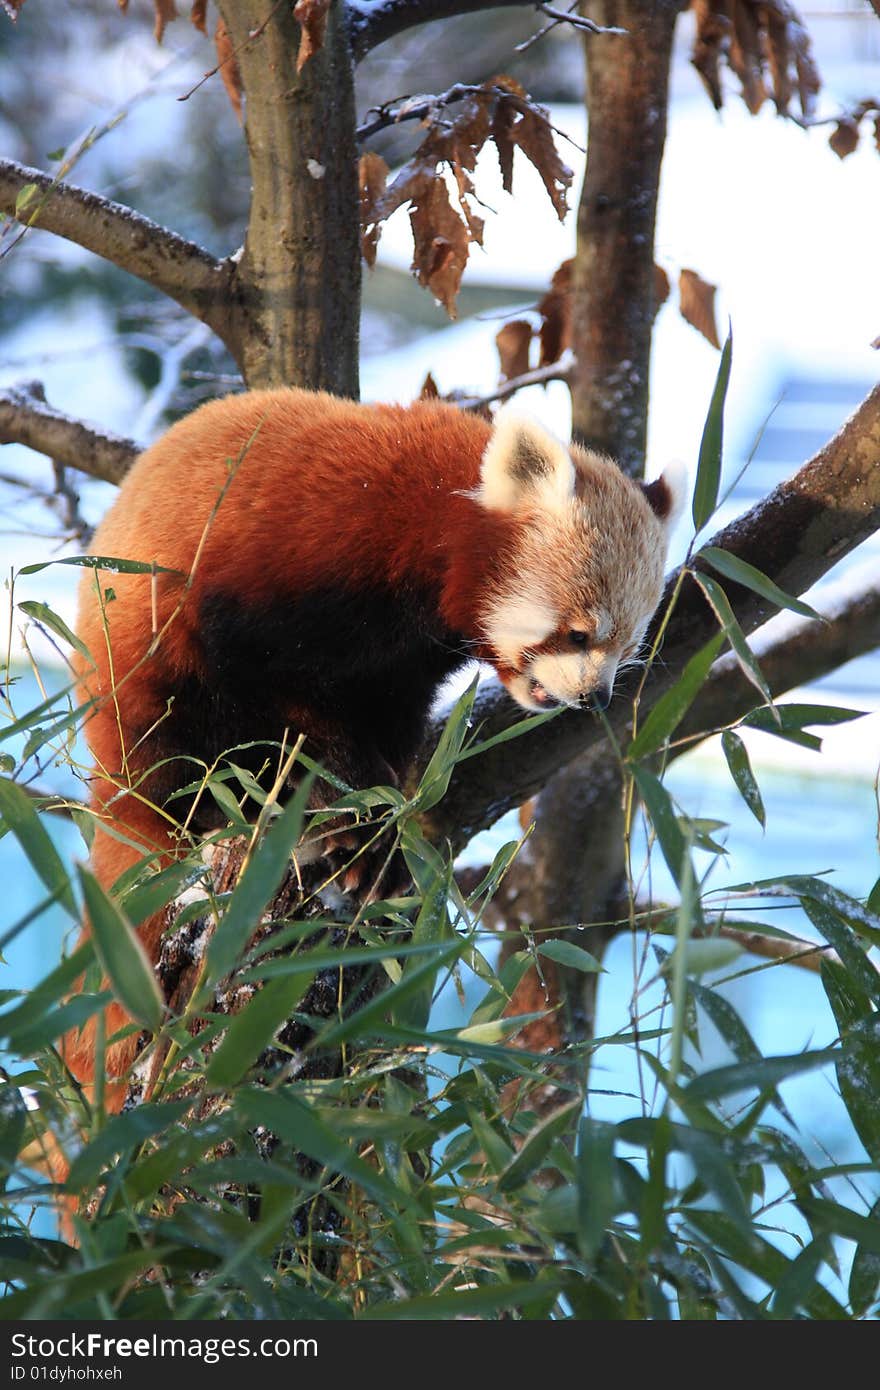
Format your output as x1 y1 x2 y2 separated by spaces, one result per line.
642 458 689 530
477 408 576 514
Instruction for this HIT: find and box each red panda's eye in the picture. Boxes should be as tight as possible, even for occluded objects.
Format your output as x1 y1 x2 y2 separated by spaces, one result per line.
568 629 590 649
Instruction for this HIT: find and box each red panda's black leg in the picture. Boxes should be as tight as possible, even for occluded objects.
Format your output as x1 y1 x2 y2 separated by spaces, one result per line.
283 718 411 900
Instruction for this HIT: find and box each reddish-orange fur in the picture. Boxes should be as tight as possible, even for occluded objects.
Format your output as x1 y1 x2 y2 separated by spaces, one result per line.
64 387 680 1107
64 391 519 1093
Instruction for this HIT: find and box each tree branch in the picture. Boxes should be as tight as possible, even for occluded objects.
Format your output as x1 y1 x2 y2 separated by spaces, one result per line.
0 384 140 485
422 382 880 848
346 0 530 60
0 159 237 351
454 350 574 410
677 561 880 746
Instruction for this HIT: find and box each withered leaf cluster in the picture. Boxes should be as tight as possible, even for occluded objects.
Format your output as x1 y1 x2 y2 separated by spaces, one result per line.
359 78 573 317
691 0 821 119
495 259 573 382
494 260 720 387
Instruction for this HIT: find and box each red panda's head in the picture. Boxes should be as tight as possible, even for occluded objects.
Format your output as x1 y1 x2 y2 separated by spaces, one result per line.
473 408 687 714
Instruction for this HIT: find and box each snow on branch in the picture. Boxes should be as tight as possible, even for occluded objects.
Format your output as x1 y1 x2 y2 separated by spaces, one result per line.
347 0 531 59
0 383 140 485
422 382 880 848
0 159 236 346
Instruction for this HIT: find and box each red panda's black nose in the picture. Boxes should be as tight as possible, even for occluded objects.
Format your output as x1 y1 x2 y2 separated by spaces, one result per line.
589 683 612 712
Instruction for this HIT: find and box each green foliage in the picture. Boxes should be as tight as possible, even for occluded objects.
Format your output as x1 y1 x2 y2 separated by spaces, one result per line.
1 418 879 1320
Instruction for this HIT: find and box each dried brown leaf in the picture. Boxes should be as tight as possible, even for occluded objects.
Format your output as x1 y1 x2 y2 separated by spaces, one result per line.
294 0 330 73
537 258 572 366
690 0 731 111
492 77 572 221
787 9 821 118
690 0 821 121
729 0 766 115
421 92 490 246
215 17 242 125
496 320 534 382
154 0 177 43
764 6 793 115
366 77 571 318
829 118 859 161
191 0 207 33
486 75 530 196
489 90 517 194
654 262 671 315
679 267 721 349
358 152 389 268
409 178 470 318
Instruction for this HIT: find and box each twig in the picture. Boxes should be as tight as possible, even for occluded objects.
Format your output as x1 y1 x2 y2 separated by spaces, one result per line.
536 2 626 36
357 81 585 154
0 382 140 485
455 349 575 411
177 0 287 104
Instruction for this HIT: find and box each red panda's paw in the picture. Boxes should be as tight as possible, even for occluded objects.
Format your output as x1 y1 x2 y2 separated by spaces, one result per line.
316 817 411 904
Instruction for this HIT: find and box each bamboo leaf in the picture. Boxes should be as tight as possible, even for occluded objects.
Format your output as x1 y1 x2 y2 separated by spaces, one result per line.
835 1016 880 1163
721 730 766 827
692 326 732 530
684 1048 836 1102
693 571 773 707
235 1088 419 1215
849 1195 880 1316
17 600 94 662
631 765 689 888
802 899 880 1009
576 1117 617 1259
537 939 603 973
628 633 725 760
0 1084 27 1193
415 677 478 811
699 546 822 621
206 969 316 1090
18 555 179 577
78 867 163 1034
65 1101 191 1191
0 777 77 918
204 774 314 991
497 1100 580 1192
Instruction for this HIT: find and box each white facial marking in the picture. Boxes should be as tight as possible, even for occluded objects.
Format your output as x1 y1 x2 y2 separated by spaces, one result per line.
526 650 620 710
484 593 558 666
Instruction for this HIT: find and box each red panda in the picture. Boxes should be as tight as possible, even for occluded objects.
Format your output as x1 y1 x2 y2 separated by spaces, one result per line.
65 387 684 1097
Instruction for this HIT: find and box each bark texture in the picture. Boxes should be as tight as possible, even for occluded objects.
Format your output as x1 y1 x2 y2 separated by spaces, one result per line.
219 0 361 394
571 0 685 473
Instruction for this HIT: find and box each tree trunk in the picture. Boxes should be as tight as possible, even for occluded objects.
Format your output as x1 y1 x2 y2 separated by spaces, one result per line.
219 0 361 395
500 4 685 1082
571 0 683 474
